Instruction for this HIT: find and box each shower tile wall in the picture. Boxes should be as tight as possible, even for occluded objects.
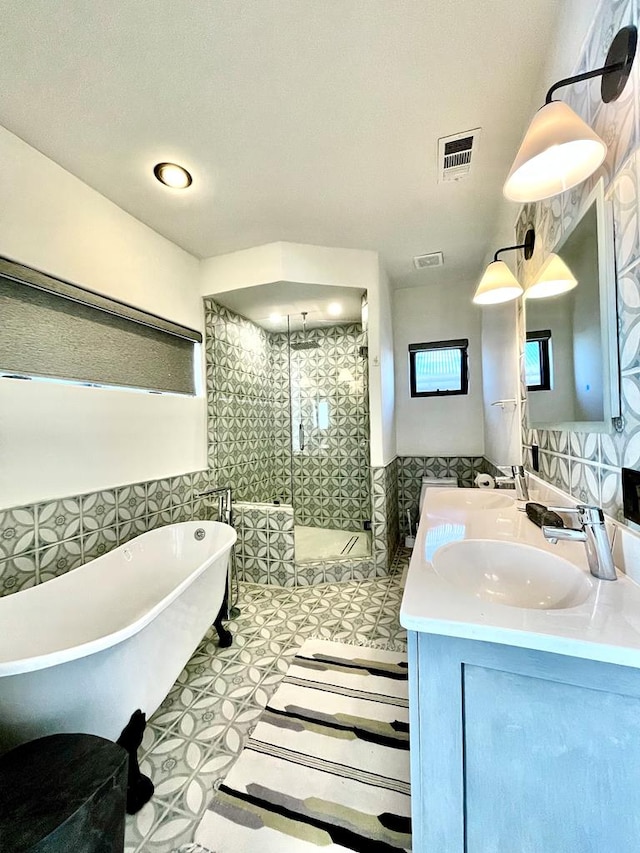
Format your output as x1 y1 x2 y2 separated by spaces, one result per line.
514 0 640 524
204 300 374 578
0 471 211 597
205 299 371 534
287 323 371 532
204 299 290 503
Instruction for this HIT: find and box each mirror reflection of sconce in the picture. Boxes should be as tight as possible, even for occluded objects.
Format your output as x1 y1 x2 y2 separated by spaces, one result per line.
525 253 578 300
504 26 637 202
473 228 535 305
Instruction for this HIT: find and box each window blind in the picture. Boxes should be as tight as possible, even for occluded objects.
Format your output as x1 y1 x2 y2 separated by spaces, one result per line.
0 257 202 395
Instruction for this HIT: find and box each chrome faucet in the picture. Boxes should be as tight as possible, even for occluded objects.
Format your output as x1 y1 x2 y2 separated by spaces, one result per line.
541 505 617 581
495 465 529 501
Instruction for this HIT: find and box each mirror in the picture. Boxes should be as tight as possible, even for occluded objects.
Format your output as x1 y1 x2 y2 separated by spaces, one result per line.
525 179 620 432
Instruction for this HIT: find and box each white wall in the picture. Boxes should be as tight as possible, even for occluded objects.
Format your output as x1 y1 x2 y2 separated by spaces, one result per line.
0 126 206 509
393 282 485 457
199 240 396 467
481 300 521 466
369 261 396 466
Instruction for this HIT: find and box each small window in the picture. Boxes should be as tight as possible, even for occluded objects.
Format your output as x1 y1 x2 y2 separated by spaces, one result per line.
525 330 551 391
409 339 469 398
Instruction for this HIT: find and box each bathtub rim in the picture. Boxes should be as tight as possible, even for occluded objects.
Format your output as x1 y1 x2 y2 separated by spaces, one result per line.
0 520 236 677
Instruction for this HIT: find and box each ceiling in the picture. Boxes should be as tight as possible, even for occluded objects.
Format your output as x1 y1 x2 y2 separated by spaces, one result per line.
0 1 560 292
214 282 365 331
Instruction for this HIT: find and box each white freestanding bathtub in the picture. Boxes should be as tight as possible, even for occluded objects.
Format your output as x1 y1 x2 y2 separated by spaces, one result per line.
0 520 236 750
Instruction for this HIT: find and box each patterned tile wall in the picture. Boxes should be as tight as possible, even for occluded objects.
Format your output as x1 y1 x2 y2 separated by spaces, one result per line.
0 304 376 595
233 502 295 585
233 501 379 585
371 458 399 570
0 470 211 597
516 0 640 524
204 299 289 503
204 301 371 534
397 456 492 538
284 323 371 532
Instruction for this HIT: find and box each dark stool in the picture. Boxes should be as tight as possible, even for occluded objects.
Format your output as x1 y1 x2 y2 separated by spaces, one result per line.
0 733 128 853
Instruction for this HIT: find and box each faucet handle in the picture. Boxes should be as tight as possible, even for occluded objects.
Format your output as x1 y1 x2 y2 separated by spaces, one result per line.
547 504 605 526
575 504 605 525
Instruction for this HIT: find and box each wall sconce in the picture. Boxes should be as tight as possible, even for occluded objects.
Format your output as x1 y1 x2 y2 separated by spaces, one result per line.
473 228 535 305
525 253 578 299
504 26 637 202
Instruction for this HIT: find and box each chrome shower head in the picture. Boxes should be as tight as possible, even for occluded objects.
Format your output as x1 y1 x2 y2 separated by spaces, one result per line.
290 311 320 350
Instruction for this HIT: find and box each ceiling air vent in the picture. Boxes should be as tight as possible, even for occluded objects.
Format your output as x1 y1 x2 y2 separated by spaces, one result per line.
438 128 481 182
413 251 444 270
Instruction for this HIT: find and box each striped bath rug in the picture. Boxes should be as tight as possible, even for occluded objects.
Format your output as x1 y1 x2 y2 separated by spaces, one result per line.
193 638 411 852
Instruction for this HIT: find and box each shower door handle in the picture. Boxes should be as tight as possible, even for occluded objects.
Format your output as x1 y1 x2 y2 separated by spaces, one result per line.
299 423 305 451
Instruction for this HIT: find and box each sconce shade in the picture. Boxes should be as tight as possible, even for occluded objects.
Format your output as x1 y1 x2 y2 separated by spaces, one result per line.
525 252 578 299
503 101 606 203
473 260 523 305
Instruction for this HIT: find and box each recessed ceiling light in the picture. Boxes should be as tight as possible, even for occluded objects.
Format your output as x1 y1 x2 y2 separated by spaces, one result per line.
327 302 342 316
153 162 193 189
269 312 283 323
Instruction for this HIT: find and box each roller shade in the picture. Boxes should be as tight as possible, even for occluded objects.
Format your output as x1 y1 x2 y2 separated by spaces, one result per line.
0 257 201 395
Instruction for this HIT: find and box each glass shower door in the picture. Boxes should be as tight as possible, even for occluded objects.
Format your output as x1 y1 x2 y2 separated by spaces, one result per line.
288 321 371 562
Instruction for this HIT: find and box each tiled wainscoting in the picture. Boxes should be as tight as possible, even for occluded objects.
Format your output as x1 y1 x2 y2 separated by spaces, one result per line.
233 502 378 585
397 456 496 538
372 459 399 569
233 502 295 585
1 457 506 596
0 470 211 596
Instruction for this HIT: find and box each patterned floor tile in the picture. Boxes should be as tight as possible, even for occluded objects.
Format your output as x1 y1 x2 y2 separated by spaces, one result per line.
127 551 410 852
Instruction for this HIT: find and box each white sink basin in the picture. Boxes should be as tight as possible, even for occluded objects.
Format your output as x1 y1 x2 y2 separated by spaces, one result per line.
432 539 592 610
427 488 515 513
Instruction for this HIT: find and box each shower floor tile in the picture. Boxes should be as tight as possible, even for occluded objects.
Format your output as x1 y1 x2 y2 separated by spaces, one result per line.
294 524 371 561
124 553 409 852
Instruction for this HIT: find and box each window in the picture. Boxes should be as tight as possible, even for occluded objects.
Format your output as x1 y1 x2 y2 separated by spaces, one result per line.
525 330 551 391
409 339 469 398
0 256 202 395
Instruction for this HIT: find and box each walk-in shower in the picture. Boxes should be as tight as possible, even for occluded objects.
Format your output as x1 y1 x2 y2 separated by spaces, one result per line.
205 285 372 567
288 311 371 562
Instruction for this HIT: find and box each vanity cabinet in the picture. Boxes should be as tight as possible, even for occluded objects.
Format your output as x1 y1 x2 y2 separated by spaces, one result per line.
408 631 640 853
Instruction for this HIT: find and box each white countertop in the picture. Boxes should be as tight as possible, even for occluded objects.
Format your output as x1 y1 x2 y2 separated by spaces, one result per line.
400 488 640 669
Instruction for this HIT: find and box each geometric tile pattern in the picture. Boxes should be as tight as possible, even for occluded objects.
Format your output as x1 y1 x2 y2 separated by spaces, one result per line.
371 458 400 569
233 501 380 586
123 555 409 852
204 299 372 534
0 470 212 597
204 299 286 505
287 323 371 532
517 0 640 525
0 418 503 600
397 455 492 537
233 501 296 585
